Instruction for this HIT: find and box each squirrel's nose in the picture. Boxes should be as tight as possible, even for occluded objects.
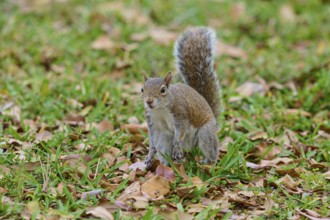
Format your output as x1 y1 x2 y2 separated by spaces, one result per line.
146 98 154 105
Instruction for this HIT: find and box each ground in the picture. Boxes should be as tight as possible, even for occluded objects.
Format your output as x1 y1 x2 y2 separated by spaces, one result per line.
0 0 329 219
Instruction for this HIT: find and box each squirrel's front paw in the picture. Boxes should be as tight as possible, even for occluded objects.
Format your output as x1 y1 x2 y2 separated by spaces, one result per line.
172 146 184 161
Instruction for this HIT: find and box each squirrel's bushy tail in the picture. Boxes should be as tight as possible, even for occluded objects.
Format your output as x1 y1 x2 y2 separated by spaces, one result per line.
174 27 221 118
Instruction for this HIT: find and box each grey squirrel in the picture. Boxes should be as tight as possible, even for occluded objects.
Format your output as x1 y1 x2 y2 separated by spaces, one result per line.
142 27 221 168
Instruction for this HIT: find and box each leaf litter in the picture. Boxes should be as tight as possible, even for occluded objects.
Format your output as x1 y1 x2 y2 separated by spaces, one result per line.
1 1 330 219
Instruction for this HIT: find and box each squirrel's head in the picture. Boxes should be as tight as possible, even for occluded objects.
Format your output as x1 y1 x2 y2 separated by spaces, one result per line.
141 72 172 110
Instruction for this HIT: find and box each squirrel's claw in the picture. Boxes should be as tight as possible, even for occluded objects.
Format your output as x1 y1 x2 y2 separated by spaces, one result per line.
172 146 184 161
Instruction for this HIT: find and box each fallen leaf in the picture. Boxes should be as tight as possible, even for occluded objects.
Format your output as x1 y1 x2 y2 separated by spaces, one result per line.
220 136 233 152
236 82 266 97
248 131 268 141
21 200 40 219
149 28 178 46
64 114 85 125
250 142 281 160
91 35 116 50
247 157 293 169
128 116 139 124
94 119 114 133
238 190 255 198
230 2 245 20
175 185 196 198
286 109 312 117
0 187 8 194
275 167 301 178
323 169 330 180
159 211 194 220
86 206 114 220
276 174 301 189
97 2 151 26
81 189 103 200
121 123 148 134
130 32 148 42
263 198 278 210
79 105 93 116
129 161 147 172
280 4 296 23
155 164 175 183
216 41 247 59
296 209 329 220
141 175 170 199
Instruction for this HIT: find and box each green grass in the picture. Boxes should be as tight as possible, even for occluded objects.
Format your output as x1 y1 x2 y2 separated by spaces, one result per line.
1 0 330 219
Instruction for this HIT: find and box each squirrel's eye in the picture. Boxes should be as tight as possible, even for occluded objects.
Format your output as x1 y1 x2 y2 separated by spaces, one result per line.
141 88 144 93
160 87 166 94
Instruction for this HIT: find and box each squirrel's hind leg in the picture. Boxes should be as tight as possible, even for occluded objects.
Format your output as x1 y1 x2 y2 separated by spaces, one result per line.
197 120 219 164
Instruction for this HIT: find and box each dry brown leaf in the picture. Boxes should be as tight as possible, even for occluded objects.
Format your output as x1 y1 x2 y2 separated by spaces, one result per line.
286 109 312 117
128 116 139 124
81 189 103 200
263 198 278 210
238 190 254 198
186 203 205 214
175 185 196 198
220 136 233 152
23 119 39 131
296 209 329 220
64 113 85 125
309 158 328 169
276 174 301 189
248 131 268 141
280 4 296 23
141 175 170 199
159 211 194 220
261 157 293 166
2 105 21 122
230 2 245 20
216 41 247 59
91 36 116 50
86 206 114 220
251 142 281 160
191 176 204 187
0 101 14 112
155 164 175 183
119 182 141 199
94 119 114 133
129 161 147 172
24 161 41 172
21 200 40 219
129 196 149 209
275 167 301 178
323 169 330 180
247 157 293 169
130 32 149 42
97 2 151 26
79 105 93 116
236 81 266 97
121 123 148 134
0 187 8 194
149 28 178 46
61 154 90 176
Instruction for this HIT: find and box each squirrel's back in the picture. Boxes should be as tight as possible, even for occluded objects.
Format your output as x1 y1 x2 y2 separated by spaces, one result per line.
174 27 221 119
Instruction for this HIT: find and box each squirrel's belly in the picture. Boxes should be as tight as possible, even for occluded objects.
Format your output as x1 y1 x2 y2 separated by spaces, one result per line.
149 108 175 134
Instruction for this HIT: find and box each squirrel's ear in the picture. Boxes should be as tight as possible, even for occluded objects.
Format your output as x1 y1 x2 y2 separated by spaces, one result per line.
143 71 149 81
164 72 172 87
